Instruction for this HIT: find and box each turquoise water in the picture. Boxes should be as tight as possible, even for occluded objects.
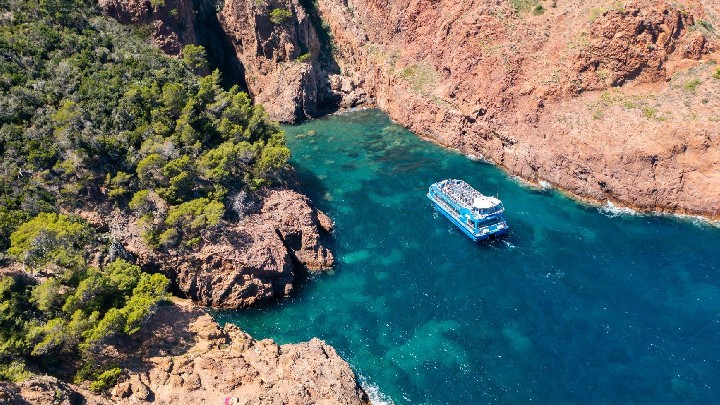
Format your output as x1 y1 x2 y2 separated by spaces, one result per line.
215 109 720 404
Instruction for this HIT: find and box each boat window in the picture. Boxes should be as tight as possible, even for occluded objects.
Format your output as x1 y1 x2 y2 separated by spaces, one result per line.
479 217 505 227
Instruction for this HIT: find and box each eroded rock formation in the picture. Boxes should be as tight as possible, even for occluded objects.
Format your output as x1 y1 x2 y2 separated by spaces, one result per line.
99 0 337 123
0 302 369 404
218 0 329 122
86 189 333 309
98 0 198 55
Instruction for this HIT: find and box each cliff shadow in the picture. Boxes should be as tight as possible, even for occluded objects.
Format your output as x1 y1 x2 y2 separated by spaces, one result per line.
192 0 248 91
296 0 343 117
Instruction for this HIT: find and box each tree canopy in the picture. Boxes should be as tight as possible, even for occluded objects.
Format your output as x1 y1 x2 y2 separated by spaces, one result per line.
0 0 291 251
0 0 292 389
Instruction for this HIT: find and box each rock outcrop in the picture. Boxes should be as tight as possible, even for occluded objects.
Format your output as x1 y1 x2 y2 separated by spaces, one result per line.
0 302 369 405
0 375 106 405
97 0 198 55
217 0 331 123
99 0 337 123
88 189 333 309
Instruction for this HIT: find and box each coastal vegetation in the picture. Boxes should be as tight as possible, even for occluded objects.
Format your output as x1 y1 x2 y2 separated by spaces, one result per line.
269 8 293 25
0 0 291 388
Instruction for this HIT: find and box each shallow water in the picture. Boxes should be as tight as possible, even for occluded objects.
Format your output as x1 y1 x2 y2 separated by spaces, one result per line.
215 109 720 404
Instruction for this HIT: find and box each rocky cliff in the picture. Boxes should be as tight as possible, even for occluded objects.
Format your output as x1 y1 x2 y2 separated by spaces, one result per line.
80 188 333 309
0 301 369 404
99 0 341 123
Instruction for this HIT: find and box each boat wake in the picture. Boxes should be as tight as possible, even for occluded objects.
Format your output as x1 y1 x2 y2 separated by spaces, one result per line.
502 240 517 249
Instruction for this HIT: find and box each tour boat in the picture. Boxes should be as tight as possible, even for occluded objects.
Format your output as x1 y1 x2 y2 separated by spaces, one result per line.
427 179 509 241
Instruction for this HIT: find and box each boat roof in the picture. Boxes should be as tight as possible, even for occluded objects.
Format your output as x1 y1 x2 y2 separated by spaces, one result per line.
434 179 502 211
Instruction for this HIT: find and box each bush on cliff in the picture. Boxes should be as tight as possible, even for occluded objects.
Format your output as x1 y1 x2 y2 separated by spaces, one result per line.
269 8 293 25
0 213 170 384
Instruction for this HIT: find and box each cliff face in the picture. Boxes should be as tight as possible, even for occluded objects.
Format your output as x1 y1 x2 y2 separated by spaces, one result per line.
314 0 720 219
218 0 326 122
100 0 340 123
0 302 368 404
97 0 198 55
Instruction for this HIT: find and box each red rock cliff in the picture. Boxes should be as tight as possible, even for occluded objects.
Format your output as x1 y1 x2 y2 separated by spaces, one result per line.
315 0 720 219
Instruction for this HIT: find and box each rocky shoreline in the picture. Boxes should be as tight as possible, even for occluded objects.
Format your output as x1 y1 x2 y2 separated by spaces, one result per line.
0 300 369 404
314 0 720 220
0 184 371 404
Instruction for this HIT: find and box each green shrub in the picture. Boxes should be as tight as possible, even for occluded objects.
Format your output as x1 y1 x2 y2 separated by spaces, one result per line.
89 367 122 392
643 107 658 119
712 68 720 80
511 0 540 14
182 44 208 72
269 8 292 24
683 79 701 92
0 361 31 382
296 53 311 63
165 198 224 231
129 190 151 212
8 213 93 269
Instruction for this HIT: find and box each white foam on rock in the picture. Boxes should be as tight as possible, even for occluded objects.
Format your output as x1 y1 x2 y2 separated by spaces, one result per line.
359 375 395 405
598 200 639 217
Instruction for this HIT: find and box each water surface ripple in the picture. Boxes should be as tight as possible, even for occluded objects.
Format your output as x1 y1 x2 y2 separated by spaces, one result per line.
215 110 720 404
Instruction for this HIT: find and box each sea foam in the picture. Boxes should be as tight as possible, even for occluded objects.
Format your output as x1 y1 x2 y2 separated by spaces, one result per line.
359 375 395 405
598 200 639 217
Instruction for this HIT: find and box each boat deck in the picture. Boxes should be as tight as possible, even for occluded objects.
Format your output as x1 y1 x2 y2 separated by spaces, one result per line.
439 180 485 211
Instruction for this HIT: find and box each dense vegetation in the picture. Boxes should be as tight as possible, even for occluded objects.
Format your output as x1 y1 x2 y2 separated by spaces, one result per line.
0 0 291 388
1 214 169 387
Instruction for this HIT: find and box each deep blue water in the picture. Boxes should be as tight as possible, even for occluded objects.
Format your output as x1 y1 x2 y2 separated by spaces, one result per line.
215 109 720 404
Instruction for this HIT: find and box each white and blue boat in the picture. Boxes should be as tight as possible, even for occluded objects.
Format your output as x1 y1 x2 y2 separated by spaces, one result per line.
427 179 509 241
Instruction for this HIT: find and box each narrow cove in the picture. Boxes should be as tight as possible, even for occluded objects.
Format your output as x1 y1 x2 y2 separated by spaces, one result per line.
215 109 720 404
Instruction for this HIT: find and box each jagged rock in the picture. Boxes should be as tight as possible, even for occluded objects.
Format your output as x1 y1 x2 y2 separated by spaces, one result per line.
217 0 329 123
0 375 105 405
99 0 335 123
0 303 369 405
99 189 333 309
98 0 198 55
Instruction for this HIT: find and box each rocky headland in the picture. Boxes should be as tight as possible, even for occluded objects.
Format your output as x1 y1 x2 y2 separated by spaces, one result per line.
80 188 334 309
100 0 720 220
0 301 369 405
